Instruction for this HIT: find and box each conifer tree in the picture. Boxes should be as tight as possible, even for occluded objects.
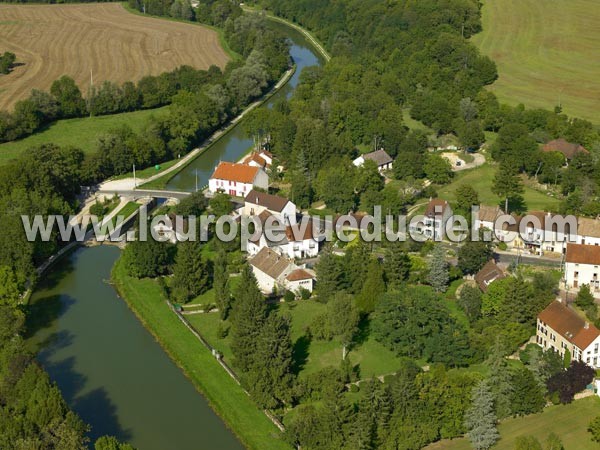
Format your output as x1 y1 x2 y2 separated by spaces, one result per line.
171 240 209 303
465 380 499 450
428 244 449 293
245 314 294 409
230 265 267 372
213 249 231 320
487 338 514 419
315 246 343 303
356 258 386 313
383 241 410 290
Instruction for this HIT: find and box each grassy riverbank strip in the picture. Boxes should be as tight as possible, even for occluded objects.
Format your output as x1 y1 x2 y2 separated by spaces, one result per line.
111 258 290 450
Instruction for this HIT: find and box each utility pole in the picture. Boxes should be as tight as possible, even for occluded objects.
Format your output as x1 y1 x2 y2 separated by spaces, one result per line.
195 169 198 192
133 164 136 190
88 69 94 118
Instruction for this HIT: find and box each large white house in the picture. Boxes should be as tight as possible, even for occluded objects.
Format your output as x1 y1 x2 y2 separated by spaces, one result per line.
474 204 504 232
537 300 600 368
494 211 577 255
208 162 268 198
249 247 315 295
564 243 600 296
247 216 321 259
410 198 453 240
243 189 297 225
577 217 600 246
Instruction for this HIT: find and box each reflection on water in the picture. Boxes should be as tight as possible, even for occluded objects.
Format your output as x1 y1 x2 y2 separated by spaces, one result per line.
28 246 244 449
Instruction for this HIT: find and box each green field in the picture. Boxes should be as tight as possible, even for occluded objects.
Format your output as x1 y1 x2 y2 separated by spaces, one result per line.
472 0 600 123
439 163 560 212
0 107 169 164
188 299 407 380
426 396 600 450
111 259 290 450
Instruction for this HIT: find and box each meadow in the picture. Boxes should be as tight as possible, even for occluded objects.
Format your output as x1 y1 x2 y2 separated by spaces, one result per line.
426 396 600 450
472 0 600 123
0 106 169 163
439 163 561 212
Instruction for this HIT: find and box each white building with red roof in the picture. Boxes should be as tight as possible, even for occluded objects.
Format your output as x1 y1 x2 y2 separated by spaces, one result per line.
208 161 268 198
242 150 273 169
565 243 600 296
537 301 600 367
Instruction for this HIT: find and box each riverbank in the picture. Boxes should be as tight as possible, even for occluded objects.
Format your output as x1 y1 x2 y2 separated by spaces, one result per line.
242 6 331 62
111 258 290 450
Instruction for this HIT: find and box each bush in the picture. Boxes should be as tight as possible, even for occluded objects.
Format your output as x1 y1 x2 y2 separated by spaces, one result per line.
216 322 229 339
89 201 107 217
283 290 296 302
298 287 312 300
589 416 600 443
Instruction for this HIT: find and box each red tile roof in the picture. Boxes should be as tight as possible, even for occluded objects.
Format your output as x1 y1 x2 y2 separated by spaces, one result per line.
211 162 260 183
286 268 314 282
566 243 600 265
474 260 505 292
543 139 588 159
243 152 269 168
539 301 600 350
285 220 317 242
425 198 450 217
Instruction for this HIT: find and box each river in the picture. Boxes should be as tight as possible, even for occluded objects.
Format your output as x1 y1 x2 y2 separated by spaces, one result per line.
27 18 324 450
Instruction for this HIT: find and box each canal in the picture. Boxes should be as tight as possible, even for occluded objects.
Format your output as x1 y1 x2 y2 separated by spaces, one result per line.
27 17 324 450
166 20 326 192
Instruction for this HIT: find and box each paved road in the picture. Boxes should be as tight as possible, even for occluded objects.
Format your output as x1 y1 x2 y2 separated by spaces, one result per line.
97 188 190 200
496 252 562 267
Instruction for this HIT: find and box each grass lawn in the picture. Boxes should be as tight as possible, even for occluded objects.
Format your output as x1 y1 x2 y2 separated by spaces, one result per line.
439 164 560 212
188 299 407 380
426 396 600 450
403 108 434 134
0 107 169 164
111 158 180 181
472 0 600 123
110 201 141 226
111 259 290 450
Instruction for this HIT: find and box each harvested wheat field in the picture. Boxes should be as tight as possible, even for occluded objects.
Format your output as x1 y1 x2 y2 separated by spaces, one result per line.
0 3 230 110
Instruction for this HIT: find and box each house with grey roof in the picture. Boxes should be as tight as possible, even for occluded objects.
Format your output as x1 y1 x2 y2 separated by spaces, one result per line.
353 149 393 172
249 247 315 295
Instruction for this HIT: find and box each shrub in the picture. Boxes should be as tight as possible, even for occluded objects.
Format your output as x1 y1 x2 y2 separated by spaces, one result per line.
299 287 311 300
89 201 106 217
283 290 296 302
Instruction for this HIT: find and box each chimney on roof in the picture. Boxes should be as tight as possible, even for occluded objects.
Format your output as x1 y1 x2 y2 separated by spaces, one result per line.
585 322 590 329
429 196 433 202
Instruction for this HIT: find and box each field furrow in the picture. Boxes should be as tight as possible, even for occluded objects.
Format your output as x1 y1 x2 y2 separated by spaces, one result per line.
0 3 229 111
